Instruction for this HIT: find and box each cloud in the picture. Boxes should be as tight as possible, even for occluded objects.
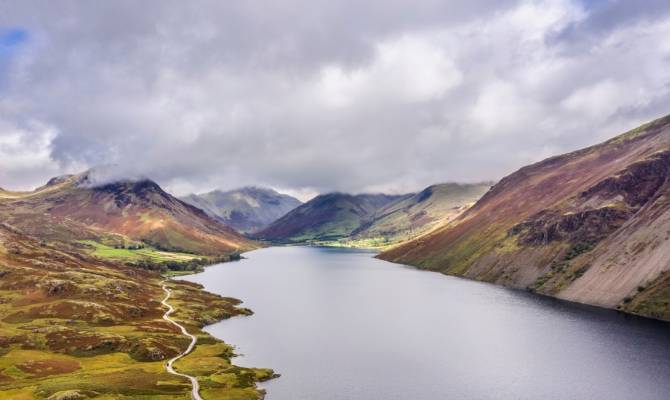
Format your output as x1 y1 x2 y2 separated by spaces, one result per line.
0 0 669 196
316 35 463 108
0 119 63 190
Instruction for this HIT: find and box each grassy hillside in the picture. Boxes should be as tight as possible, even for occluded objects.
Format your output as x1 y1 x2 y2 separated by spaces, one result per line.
348 183 492 247
0 224 273 399
181 187 302 234
255 193 410 243
78 240 197 262
379 114 670 320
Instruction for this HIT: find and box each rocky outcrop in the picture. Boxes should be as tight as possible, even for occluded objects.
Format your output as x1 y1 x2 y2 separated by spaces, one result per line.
47 390 88 400
509 207 632 247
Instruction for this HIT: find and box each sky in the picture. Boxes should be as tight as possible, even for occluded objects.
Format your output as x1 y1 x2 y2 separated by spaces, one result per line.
0 0 669 201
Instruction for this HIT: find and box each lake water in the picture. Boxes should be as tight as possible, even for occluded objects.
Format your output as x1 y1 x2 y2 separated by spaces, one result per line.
181 246 670 400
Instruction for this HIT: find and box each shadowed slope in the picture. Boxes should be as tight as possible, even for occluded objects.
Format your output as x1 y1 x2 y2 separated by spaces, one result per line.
181 187 302 234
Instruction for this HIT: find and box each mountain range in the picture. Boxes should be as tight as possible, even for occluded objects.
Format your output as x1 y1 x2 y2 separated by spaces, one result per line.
380 114 670 320
255 183 491 246
3 114 670 399
180 187 302 234
255 193 411 243
4 113 670 323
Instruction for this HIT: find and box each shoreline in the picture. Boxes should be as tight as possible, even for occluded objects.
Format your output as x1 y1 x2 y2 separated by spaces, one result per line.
164 250 279 400
376 255 670 324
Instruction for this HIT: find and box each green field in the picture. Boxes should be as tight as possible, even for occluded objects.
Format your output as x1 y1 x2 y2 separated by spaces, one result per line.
79 240 199 263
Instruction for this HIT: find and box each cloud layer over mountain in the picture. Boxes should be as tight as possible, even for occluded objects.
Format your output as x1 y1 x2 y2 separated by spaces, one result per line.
1 0 670 198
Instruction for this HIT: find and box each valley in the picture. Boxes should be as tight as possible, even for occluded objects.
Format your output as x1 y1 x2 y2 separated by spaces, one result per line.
2 118 670 399
254 183 490 247
4 2 670 399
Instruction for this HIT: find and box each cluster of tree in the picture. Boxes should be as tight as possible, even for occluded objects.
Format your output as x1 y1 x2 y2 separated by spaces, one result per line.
113 243 146 250
142 240 194 255
126 252 242 272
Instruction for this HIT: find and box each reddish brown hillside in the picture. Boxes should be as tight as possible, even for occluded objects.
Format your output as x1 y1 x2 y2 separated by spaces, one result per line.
0 171 256 256
379 114 670 320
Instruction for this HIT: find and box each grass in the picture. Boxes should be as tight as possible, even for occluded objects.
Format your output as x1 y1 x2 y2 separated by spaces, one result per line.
0 277 272 399
622 271 670 320
0 229 272 399
162 270 202 278
79 240 198 263
607 113 670 145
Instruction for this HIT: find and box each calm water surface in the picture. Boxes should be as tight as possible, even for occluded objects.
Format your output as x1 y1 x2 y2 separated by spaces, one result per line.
181 246 670 400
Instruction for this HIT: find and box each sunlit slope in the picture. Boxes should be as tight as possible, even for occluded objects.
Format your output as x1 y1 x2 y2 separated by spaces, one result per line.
379 114 670 320
351 183 492 246
0 171 257 256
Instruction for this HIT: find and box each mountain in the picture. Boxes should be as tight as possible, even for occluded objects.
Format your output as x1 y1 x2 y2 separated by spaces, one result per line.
0 170 270 398
379 114 670 320
255 193 411 243
351 183 492 246
180 187 302 234
0 170 257 257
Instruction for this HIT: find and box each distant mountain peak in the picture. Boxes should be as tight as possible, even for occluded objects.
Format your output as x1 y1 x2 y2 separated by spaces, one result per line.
180 186 302 234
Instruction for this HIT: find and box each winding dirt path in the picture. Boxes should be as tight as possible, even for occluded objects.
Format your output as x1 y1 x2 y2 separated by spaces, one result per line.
161 283 203 400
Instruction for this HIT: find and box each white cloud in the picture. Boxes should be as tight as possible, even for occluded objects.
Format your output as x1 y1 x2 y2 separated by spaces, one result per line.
561 80 628 118
468 80 542 135
0 120 64 190
1 0 670 195
317 35 462 108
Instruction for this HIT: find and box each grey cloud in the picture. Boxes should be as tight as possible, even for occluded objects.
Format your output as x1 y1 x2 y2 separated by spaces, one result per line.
552 0 670 44
0 0 669 196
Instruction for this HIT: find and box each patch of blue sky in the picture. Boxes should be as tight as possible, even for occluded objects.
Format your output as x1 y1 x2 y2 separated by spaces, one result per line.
1 27 28 59
0 28 28 88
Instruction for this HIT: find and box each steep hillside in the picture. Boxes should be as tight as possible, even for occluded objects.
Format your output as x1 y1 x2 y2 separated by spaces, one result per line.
0 223 273 399
379 114 670 320
0 170 257 257
350 183 492 246
255 193 410 243
181 187 301 234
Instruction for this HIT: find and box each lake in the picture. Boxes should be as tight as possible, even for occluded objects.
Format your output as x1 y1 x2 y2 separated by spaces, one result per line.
181 246 670 400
